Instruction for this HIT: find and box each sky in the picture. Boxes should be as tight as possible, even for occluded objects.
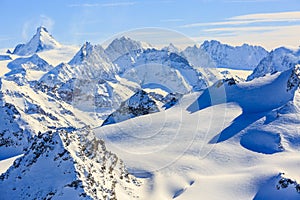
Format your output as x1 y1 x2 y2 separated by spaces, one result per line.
0 0 300 50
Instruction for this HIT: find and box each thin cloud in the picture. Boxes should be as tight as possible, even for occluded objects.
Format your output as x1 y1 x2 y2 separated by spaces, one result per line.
68 2 136 8
230 11 300 20
203 25 300 32
200 25 300 50
180 11 300 28
180 20 253 28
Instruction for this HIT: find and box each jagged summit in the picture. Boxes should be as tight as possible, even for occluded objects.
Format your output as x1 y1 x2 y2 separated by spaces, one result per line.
12 26 61 56
68 42 108 65
105 36 150 61
67 41 117 80
199 40 268 70
247 46 300 81
162 43 180 53
115 48 207 93
182 44 216 68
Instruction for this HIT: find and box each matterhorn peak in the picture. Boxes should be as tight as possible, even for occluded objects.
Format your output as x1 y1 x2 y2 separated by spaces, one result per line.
36 26 48 33
12 26 61 56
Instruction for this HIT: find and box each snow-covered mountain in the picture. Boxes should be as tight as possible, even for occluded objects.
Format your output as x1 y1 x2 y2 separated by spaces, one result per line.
0 69 109 163
182 44 216 68
115 48 207 93
199 40 268 70
102 90 160 126
162 43 180 54
0 128 143 199
0 78 31 160
247 47 300 81
1 26 300 200
5 54 53 84
39 42 117 86
102 90 182 126
188 65 300 114
12 27 61 56
105 36 150 62
68 42 118 80
38 42 137 115
96 65 300 200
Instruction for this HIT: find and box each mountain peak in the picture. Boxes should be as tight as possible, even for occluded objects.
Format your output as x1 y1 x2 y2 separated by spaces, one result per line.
12 26 61 56
199 40 268 70
105 36 148 61
68 42 106 65
36 26 48 33
66 42 118 81
119 36 132 42
162 43 179 53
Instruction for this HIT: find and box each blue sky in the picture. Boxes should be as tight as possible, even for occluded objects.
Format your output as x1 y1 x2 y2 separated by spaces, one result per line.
1 0 300 50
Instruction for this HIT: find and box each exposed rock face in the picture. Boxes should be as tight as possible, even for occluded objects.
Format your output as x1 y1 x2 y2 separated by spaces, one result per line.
102 90 182 126
287 64 300 92
102 90 160 126
0 128 142 199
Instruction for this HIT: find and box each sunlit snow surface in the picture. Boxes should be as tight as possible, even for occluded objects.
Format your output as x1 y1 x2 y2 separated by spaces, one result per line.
0 28 300 199
95 71 300 199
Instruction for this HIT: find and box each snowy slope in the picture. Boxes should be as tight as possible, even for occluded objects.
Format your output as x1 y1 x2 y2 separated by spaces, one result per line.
37 45 80 66
189 65 300 114
217 67 252 81
5 54 53 82
248 47 300 81
11 78 100 128
200 40 268 70
0 128 143 199
0 78 31 160
37 42 138 115
0 74 105 158
116 49 207 93
94 66 300 199
12 27 61 56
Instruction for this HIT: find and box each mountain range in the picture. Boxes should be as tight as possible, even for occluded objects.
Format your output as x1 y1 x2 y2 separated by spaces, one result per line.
0 26 300 199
